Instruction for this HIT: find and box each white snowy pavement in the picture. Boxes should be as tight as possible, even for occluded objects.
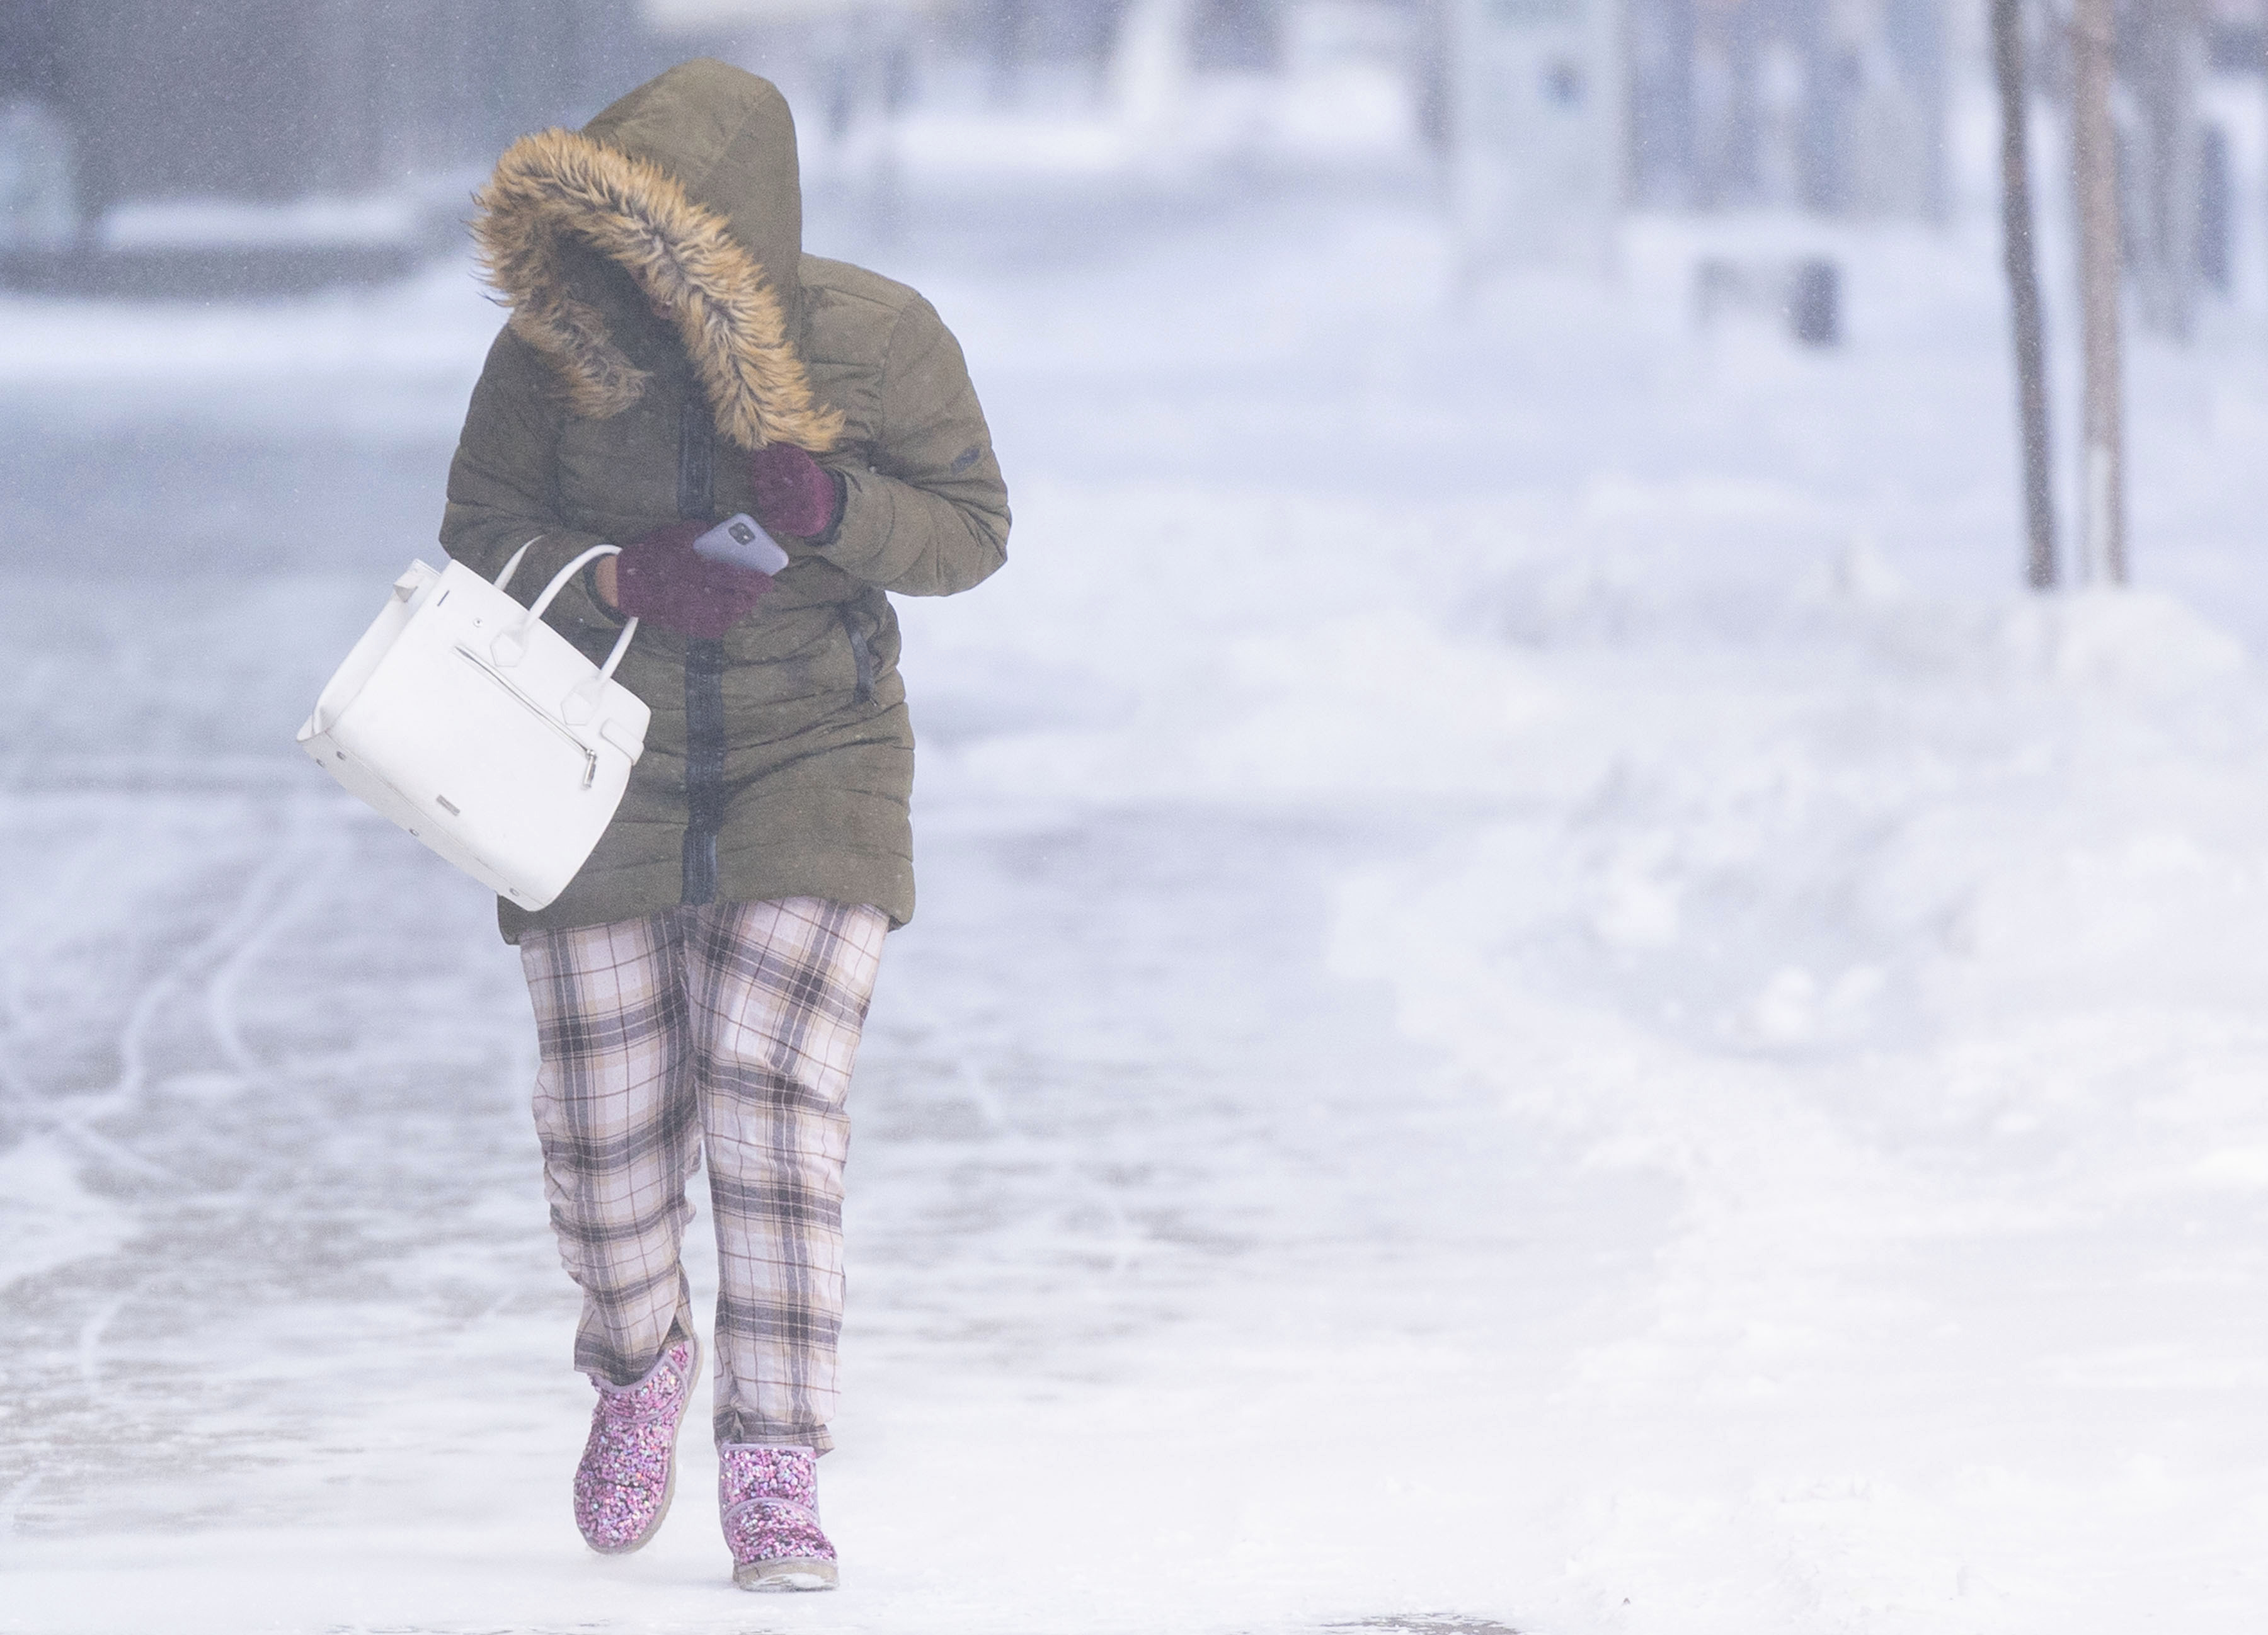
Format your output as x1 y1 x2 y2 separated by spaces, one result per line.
4 186 2268 1633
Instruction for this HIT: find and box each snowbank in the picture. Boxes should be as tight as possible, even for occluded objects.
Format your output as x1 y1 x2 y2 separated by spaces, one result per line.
6 159 2268 1633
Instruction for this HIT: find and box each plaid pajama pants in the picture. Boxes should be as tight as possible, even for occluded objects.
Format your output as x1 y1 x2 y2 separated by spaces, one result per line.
519 896 888 1451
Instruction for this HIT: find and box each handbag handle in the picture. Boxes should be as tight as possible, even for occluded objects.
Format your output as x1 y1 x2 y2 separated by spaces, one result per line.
495 537 540 592
490 541 639 684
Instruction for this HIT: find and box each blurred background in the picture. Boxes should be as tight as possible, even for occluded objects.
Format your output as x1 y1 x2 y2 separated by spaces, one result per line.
4 4 2268 1634
0 0 2250 310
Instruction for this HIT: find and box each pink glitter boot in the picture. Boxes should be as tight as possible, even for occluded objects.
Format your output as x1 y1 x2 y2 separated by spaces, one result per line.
572 1332 701 1554
719 1444 838 1590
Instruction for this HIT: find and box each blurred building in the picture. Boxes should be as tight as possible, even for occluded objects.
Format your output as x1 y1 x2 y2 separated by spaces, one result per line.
1625 0 1948 219
1 0 647 248
2027 0 2260 339
1450 0 1624 273
48 0 2246 304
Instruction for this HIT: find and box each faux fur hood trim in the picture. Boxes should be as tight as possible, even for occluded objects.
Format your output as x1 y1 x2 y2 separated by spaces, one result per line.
471 127 844 453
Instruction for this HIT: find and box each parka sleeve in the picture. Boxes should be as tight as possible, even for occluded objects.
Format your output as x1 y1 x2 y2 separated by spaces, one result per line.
816 294 1010 597
438 328 622 639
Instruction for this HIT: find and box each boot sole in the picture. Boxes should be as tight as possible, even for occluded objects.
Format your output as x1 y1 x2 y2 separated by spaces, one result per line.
584 1332 703 1557
734 1556 839 1592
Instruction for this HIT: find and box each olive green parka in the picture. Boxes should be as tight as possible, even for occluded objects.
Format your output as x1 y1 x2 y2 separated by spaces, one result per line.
440 60 1009 941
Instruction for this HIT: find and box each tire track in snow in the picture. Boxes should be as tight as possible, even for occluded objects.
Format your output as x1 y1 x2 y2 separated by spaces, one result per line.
14 793 341 1200
198 799 346 1093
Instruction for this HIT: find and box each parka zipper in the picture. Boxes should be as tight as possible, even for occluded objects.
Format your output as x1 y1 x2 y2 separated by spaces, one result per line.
840 605 876 704
679 397 725 906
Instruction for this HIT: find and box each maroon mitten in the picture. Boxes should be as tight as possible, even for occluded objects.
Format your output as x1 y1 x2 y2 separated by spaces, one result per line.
614 520 774 641
747 443 842 540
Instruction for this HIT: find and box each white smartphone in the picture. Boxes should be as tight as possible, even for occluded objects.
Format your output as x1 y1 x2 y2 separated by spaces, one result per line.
691 513 791 576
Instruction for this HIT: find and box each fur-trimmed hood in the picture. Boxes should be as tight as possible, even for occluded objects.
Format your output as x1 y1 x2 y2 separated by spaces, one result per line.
470 60 843 453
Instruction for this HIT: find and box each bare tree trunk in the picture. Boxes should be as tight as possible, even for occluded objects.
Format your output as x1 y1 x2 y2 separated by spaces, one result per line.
2127 0 2201 340
1993 0 2055 590
2070 0 2126 584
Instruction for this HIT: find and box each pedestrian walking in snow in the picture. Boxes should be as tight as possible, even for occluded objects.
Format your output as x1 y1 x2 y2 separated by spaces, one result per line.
441 59 1008 1590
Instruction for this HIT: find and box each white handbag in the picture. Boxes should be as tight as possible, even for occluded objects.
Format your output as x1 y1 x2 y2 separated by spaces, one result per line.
297 539 650 911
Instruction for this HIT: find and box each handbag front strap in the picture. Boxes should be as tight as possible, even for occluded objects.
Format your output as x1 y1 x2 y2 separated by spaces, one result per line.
596 613 639 683
524 542 621 625
491 543 638 674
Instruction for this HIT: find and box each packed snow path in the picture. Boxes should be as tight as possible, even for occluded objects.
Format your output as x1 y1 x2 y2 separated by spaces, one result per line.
5 183 2268 1633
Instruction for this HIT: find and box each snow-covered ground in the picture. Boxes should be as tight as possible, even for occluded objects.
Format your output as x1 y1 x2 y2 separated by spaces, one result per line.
5 113 2268 1634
